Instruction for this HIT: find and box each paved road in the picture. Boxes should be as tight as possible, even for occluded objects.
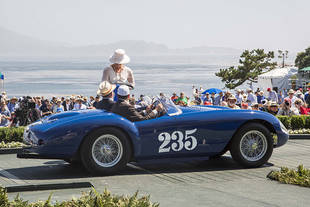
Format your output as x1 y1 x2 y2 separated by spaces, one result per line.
1 139 310 206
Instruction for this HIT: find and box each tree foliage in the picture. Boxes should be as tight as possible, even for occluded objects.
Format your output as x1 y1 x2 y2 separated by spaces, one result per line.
295 47 310 70
215 49 277 89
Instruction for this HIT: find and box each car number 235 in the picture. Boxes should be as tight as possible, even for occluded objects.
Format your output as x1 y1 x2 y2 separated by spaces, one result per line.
158 129 198 153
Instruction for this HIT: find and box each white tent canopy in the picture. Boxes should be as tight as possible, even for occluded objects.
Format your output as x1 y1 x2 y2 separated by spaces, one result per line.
257 67 298 92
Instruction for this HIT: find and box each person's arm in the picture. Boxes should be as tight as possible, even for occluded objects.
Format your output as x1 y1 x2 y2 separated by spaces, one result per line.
127 69 135 88
101 68 110 82
126 104 158 122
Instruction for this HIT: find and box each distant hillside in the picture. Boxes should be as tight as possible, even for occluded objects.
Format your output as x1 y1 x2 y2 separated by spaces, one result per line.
0 27 241 59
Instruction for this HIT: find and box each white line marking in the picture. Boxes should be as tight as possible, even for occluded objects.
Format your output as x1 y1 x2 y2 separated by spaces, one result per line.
0 167 27 185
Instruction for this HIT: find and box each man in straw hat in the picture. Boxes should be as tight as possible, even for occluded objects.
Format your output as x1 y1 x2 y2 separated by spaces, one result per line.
95 81 116 111
227 95 240 109
101 49 135 100
111 85 163 122
7 97 18 113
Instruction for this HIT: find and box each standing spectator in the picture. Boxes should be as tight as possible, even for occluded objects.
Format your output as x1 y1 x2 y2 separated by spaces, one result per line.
93 96 100 109
285 89 297 104
63 98 71 111
7 97 18 113
227 96 240 109
235 89 242 106
175 92 188 106
257 91 265 104
89 96 95 107
246 88 257 106
202 92 213 105
54 99 64 113
210 92 216 105
295 90 305 102
199 86 204 96
277 98 293 116
278 91 284 104
267 102 279 116
292 99 309 115
267 88 278 102
214 91 224 106
305 88 310 108
171 93 178 103
0 101 11 127
73 98 87 110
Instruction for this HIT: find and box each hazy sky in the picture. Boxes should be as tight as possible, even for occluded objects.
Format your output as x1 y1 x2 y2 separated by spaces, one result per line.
0 0 309 51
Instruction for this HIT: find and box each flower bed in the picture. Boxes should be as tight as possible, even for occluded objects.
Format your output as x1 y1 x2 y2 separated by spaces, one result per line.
267 165 310 188
0 188 159 207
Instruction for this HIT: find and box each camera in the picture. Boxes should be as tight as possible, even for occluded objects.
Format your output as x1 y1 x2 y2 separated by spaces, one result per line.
285 101 290 106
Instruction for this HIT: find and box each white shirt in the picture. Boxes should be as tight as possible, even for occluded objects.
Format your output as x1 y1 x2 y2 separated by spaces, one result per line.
102 66 135 87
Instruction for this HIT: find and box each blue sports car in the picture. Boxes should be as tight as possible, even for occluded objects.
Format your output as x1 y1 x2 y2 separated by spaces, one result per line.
18 96 289 175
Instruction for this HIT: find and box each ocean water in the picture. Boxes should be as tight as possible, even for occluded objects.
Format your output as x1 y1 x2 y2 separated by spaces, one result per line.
0 60 226 98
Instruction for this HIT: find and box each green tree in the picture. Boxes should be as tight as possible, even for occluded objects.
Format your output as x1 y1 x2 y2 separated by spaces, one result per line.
215 49 277 89
295 47 310 70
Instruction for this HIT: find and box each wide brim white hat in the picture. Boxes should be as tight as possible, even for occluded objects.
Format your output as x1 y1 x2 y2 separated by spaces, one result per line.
109 49 130 64
97 81 116 96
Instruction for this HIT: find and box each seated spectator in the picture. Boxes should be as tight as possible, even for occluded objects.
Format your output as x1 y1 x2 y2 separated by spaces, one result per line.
267 101 279 116
175 92 188 106
277 98 293 116
63 98 71 111
0 101 11 127
221 101 228 107
227 96 240 109
295 90 305 102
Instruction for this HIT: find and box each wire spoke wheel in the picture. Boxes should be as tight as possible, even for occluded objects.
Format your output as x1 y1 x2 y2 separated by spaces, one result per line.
239 130 267 162
91 134 123 168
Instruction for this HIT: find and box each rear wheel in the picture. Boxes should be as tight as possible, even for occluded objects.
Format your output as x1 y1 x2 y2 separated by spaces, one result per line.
230 123 273 168
80 127 131 175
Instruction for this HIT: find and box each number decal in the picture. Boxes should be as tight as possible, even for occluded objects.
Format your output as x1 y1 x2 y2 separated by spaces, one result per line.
158 132 171 153
184 128 198 150
171 131 184 151
158 129 198 153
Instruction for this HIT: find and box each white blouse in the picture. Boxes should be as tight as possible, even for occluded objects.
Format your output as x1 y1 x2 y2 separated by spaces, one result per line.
101 66 135 87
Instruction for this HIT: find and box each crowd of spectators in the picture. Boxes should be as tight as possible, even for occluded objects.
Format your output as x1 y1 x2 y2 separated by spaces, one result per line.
0 86 309 127
170 86 310 116
0 92 101 127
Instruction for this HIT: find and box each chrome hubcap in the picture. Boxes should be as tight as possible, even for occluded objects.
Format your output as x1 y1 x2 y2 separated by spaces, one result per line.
240 130 267 162
91 134 123 168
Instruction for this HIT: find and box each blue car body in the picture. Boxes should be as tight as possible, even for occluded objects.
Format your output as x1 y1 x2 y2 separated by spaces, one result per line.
22 103 289 163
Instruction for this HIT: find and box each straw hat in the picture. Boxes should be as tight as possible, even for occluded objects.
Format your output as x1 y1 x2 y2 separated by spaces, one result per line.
10 97 18 101
288 89 295 94
227 95 237 101
97 81 116 96
109 49 130 64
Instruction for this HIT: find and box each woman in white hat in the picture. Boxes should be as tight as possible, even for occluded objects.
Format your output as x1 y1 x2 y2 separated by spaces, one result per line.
101 49 135 88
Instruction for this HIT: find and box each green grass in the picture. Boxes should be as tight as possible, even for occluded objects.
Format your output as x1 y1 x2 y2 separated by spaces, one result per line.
267 165 310 188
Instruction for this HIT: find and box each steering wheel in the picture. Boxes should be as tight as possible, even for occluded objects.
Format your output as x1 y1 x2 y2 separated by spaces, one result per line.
114 81 134 90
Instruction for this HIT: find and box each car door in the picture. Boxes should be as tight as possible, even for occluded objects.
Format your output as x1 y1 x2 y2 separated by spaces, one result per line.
134 113 178 159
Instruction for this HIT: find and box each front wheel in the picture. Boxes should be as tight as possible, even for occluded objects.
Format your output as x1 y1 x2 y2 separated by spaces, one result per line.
80 128 131 175
230 123 273 168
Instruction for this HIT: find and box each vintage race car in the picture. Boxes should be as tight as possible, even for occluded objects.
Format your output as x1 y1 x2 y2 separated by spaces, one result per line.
18 96 289 175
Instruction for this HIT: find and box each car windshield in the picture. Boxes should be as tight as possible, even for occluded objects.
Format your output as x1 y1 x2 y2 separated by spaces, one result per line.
157 96 182 116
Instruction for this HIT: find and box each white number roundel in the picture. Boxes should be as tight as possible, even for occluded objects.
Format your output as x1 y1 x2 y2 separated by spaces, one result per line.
158 129 198 153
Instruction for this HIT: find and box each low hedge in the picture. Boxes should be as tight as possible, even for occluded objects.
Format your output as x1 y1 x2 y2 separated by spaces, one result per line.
0 188 159 207
0 127 24 143
267 165 310 188
276 115 310 130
